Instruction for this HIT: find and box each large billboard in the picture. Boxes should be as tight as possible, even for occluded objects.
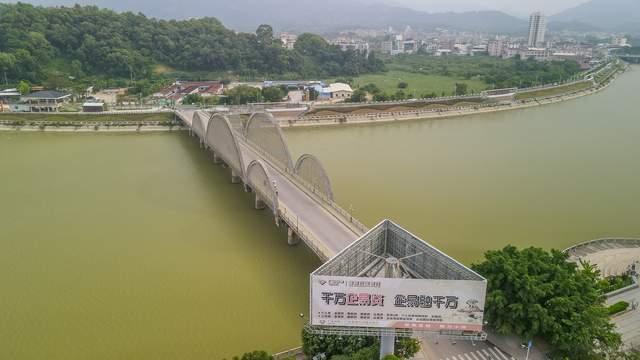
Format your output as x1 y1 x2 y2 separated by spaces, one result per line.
310 275 486 331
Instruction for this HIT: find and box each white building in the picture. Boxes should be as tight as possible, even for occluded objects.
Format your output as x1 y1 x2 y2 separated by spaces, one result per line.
321 83 353 100
528 12 547 48
612 36 631 47
331 37 370 53
279 33 297 50
488 40 505 57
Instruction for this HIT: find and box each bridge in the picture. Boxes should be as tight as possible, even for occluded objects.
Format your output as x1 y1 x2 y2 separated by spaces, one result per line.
176 109 367 260
617 55 640 64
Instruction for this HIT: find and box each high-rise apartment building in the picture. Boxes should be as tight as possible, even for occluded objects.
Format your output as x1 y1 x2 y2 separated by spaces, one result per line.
528 12 546 48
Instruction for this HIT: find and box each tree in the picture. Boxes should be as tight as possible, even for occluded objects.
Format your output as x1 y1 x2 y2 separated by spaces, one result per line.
397 82 408 89
225 85 260 105
302 328 375 359
237 350 273 360
44 71 70 90
256 24 274 46
394 338 420 359
472 246 622 359
17 80 30 95
454 83 468 96
261 86 285 102
182 93 203 105
0 52 16 85
349 89 367 103
361 83 380 94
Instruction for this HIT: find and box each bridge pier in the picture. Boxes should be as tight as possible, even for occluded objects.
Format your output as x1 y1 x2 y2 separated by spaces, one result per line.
254 194 266 210
231 170 241 184
212 152 222 164
287 227 300 246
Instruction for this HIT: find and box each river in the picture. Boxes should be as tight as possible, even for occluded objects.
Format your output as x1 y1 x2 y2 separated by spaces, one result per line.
1 67 638 359
287 66 640 264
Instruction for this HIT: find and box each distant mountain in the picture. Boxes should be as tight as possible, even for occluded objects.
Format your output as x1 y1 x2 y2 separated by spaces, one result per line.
551 0 640 32
2 0 528 33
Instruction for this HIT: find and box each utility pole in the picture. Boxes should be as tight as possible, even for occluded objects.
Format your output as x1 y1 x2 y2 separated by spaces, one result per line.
525 340 532 360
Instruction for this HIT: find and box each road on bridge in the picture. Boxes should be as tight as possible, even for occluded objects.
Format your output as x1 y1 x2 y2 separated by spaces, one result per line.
177 109 360 258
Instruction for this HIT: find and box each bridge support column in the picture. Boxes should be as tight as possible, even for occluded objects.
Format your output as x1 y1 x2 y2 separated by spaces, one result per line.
212 152 221 164
380 332 395 359
231 170 241 184
254 194 266 210
287 227 300 246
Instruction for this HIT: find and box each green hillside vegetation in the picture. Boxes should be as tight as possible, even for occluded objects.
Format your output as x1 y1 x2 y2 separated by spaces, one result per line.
0 3 384 91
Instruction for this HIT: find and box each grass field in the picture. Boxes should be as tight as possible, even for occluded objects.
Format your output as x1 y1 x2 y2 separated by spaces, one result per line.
342 70 488 97
515 82 593 101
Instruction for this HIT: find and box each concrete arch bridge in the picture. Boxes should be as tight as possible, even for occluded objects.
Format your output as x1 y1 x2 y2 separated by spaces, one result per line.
177 109 366 260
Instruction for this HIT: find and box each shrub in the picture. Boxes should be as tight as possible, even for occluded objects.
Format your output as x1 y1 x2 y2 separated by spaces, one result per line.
397 82 408 89
608 301 629 316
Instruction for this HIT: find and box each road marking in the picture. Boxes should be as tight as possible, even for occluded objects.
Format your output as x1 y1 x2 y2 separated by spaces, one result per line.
492 347 511 360
487 347 506 360
475 350 487 360
464 353 474 360
469 351 482 360
481 349 493 358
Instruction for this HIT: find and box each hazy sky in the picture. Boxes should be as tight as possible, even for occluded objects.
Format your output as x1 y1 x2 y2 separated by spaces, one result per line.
379 0 590 17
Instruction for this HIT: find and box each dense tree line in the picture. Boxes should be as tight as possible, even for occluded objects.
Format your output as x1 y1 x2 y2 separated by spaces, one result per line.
392 54 583 89
0 3 384 86
472 246 623 359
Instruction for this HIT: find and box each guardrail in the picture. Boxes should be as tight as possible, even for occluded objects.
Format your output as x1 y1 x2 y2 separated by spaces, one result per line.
279 205 332 261
239 135 368 237
273 346 303 360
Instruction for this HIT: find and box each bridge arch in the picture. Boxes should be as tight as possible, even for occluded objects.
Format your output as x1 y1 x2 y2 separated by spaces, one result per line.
246 159 278 211
294 154 334 200
205 113 245 180
191 110 209 141
244 112 294 171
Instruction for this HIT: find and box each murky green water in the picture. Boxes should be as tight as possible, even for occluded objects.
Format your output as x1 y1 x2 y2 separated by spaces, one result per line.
287 66 640 264
1 67 638 359
0 132 320 359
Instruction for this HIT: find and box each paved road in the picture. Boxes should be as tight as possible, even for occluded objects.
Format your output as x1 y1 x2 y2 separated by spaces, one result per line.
239 141 359 256
608 288 640 349
415 339 515 360
178 109 360 258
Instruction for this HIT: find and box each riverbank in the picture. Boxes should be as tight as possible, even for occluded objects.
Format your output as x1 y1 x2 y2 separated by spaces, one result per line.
0 124 187 132
281 62 629 128
0 111 185 132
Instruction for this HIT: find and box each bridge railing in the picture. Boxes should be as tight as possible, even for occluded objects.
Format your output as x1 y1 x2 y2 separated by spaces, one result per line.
239 135 369 236
279 204 332 261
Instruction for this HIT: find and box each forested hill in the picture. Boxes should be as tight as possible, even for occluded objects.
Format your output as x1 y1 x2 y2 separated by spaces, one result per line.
0 3 385 85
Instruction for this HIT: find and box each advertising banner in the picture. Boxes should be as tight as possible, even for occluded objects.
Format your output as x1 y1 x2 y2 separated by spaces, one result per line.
311 275 486 331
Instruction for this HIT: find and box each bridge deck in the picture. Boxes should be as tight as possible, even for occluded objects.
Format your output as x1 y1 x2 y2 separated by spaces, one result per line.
177 109 360 259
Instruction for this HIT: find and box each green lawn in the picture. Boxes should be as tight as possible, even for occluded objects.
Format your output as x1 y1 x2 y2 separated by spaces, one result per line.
342 70 488 97
515 82 593 101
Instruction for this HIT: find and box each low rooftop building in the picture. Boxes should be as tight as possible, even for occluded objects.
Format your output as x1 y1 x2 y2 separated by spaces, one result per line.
153 81 224 103
321 83 353 100
20 90 72 112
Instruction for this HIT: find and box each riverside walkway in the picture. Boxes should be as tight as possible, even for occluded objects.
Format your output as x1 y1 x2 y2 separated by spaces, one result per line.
176 109 365 260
